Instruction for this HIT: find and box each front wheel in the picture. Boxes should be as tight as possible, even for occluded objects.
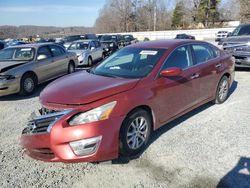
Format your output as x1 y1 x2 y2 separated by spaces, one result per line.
214 76 229 104
119 109 152 157
19 74 36 96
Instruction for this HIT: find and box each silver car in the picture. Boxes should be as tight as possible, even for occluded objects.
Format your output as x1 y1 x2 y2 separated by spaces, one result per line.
67 40 104 66
0 43 78 97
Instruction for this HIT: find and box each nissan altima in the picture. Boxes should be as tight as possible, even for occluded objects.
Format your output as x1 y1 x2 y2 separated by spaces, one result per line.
21 40 235 163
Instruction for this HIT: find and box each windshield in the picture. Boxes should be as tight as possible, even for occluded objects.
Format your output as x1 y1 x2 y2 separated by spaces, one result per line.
91 48 166 79
231 25 250 36
101 35 116 41
68 42 89 50
0 47 35 61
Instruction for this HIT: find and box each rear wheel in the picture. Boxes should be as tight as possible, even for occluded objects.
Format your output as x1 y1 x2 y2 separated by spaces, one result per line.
119 109 152 157
19 73 37 96
68 62 75 74
214 76 229 104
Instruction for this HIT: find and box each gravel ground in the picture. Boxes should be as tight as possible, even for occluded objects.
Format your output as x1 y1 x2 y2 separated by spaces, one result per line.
0 70 250 188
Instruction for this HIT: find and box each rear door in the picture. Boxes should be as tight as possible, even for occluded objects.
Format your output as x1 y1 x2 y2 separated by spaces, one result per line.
89 41 98 60
191 44 221 102
35 45 54 82
155 45 201 123
94 41 103 59
49 44 68 76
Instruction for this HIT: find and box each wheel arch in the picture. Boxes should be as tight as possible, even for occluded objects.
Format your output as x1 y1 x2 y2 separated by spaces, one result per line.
21 71 38 84
69 59 75 66
122 105 156 130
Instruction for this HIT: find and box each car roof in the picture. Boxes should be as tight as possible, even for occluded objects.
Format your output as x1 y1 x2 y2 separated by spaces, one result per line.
128 39 204 49
72 39 96 43
5 42 63 49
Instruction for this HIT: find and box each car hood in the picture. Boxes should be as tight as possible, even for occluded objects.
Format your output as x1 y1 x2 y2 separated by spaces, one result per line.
0 61 27 73
223 36 250 44
68 49 87 56
40 71 140 105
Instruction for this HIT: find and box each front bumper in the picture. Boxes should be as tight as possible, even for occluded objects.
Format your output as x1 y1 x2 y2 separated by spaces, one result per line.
21 110 124 163
0 78 20 97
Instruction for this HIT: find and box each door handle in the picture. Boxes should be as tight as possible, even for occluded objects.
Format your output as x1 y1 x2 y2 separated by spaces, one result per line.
191 73 199 79
215 63 222 68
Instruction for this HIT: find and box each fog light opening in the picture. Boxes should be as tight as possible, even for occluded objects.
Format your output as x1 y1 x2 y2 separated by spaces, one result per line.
69 136 102 156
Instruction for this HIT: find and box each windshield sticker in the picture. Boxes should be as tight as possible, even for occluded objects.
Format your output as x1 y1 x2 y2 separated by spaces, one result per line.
20 48 32 51
139 50 158 55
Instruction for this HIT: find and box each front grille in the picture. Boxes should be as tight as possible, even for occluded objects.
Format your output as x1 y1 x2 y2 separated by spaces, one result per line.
39 107 60 115
22 109 68 135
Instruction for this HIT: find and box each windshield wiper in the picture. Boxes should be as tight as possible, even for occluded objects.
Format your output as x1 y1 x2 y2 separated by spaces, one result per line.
95 72 120 78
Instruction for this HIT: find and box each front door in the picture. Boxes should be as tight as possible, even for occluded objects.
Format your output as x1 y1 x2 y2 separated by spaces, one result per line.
155 45 201 124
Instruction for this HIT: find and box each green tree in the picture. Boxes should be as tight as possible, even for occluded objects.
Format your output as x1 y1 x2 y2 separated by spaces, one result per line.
172 1 185 28
197 0 221 27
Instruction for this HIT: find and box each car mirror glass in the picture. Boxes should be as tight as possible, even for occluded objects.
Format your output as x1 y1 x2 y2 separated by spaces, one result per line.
160 67 182 77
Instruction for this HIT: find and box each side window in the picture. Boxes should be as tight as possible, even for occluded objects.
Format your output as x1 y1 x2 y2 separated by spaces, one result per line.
49 45 64 57
94 41 101 48
192 44 214 64
37 46 52 59
162 46 192 69
210 45 221 58
90 42 95 49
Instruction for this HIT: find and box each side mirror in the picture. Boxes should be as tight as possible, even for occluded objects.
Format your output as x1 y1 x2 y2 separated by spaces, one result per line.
160 67 182 77
90 47 95 51
227 32 232 37
37 54 48 61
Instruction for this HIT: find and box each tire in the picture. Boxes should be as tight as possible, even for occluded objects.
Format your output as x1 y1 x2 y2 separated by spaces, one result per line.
102 53 105 60
214 76 230 104
88 57 93 67
68 62 75 74
19 73 37 96
119 109 152 157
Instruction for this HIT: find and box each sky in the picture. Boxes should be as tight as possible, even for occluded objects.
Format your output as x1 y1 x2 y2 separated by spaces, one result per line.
0 0 106 27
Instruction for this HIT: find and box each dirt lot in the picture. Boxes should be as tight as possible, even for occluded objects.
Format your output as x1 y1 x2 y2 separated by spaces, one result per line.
0 70 249 188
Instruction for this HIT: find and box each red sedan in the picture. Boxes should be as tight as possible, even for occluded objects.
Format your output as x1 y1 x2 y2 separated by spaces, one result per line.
21 40 235 163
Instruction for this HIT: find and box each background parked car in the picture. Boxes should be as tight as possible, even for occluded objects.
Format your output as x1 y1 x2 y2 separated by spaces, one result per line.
100 34 125 56
61 34 97 49
0 41 5 50
0 43 78 96
215 31 229 42
123 34 138 46
67 39 104 67
222 23 250 68
175 34 195 40
7 41 29 47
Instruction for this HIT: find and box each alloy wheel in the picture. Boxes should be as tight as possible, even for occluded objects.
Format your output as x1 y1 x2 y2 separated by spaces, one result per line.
126 116 148 150
218 79 229 101
23 77 35 93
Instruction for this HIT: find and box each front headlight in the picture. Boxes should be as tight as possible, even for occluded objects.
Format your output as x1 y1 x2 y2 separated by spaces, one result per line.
0 75 15 80
69 101 117 126
110 43 114 47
